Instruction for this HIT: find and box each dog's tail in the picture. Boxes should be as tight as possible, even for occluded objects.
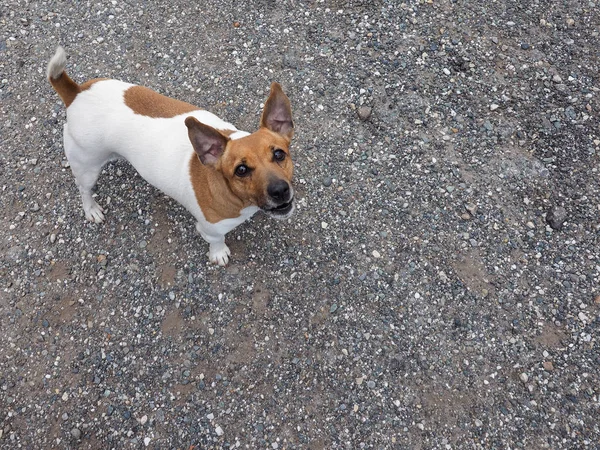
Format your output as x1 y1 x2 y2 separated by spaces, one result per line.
47 46 81 107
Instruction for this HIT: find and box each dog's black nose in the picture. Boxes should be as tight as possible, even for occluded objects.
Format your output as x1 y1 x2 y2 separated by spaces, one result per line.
267 179 290 202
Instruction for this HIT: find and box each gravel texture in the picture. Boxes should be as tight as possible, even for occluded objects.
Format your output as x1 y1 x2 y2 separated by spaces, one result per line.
1 1 600 449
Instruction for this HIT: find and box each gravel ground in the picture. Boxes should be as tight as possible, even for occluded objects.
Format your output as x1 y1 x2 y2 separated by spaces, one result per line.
1 0 599 448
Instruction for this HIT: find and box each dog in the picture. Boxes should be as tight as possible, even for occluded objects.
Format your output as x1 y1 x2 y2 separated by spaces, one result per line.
47 47 295 266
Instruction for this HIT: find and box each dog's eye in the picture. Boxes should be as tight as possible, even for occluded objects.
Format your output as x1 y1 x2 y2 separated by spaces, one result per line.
273 149 286 162
235 164 250 177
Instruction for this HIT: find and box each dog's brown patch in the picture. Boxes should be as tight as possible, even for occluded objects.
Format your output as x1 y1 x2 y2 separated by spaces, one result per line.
189 128 293 223
124 85 199 118
50 73 106 107
189 154 247 223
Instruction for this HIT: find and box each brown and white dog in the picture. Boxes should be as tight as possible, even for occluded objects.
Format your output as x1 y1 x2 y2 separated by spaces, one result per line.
47 47 295 265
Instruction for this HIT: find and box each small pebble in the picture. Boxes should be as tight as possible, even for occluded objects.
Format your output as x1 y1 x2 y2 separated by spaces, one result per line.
215 425 224 436
490 104 499 111
322 177 332 187
71 428 81 440
465 203 477 215
543 361 554 371
578 312 589 323
520 42 530 50
357 106 372 121
519 373 529 383
546 206 567 230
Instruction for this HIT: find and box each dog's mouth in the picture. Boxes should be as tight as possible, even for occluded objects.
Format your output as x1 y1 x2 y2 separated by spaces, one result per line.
264 198 295 218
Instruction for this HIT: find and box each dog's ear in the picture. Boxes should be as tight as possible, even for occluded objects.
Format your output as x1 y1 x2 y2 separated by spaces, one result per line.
260 82 294 140
185 117 230 166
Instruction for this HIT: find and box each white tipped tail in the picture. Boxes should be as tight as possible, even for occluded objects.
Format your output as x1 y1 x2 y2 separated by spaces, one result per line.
47 46 67 80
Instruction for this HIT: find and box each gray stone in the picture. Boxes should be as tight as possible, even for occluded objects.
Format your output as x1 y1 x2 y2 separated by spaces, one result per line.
357 106 372 121
546 206 568 230
565 106 576 120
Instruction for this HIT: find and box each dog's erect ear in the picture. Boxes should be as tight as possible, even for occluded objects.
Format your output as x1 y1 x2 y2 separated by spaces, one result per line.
185 117 230 166
260 82 294 140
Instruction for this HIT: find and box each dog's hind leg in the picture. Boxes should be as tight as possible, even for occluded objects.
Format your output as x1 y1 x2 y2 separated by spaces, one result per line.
64 126 107 223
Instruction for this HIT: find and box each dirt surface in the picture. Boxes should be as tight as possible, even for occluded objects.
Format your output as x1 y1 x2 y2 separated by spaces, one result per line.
1 0 599 448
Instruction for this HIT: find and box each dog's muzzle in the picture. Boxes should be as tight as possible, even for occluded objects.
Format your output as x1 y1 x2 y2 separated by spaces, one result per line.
264 198 295 218
263 179 295 219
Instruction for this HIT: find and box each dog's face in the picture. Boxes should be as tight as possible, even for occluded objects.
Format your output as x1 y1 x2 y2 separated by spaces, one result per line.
186 82 295 219
218 128 294 218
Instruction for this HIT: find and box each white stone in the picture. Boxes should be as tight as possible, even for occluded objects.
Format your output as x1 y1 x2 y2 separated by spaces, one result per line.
519 372 529 382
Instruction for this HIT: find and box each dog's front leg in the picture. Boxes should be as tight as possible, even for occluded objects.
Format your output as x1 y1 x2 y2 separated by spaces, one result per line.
196 223 230 266
208 241 231 266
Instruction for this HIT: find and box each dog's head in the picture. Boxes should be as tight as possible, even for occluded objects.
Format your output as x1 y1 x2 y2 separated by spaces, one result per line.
186 82 295 219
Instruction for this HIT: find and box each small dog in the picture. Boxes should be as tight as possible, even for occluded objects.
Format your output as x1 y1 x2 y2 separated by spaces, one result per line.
47 47 295 265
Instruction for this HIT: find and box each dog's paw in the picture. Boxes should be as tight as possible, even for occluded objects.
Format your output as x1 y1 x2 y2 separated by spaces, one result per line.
84 202 105 223
209 243 231 266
